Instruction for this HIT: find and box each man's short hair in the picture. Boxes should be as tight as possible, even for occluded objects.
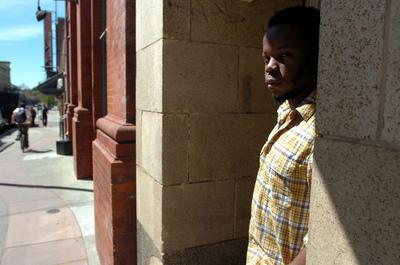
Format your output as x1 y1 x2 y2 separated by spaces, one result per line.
268 6 320 67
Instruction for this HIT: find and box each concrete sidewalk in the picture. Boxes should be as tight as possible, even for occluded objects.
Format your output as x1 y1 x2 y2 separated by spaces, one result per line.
0 111 99 265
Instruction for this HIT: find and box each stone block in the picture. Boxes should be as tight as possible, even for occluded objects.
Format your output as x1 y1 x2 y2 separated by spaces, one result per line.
162 180 235 252
136 40 163 112
139 112 189 185
140 111 162 182
317 1 386 139
136 110 142 166
382 1 400 145
163 40 239 113
238 47 277 114
189 113 275 182
309 137 400 264
164 0 191 41
136 0 163 51
137 221 163 265
191 0 302 47
137 167 163 252
234 176 256 238
162 114 189 185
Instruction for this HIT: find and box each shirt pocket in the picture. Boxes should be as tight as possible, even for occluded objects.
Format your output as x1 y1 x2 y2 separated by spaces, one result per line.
266 173 291 217
267 161 309 213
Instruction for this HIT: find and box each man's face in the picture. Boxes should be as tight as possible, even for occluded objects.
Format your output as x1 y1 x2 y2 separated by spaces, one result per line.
263 25 310 103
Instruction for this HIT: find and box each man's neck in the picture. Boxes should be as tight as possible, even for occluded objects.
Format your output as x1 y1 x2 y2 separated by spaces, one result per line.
287 87 315 109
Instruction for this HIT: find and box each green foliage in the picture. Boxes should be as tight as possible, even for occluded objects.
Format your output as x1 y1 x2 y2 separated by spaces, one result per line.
18 90 57 108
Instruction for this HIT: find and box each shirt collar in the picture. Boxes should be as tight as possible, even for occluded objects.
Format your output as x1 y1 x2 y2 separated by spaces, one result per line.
277 90 317 123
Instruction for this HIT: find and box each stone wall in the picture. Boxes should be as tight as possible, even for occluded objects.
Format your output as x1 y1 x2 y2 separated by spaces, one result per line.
309 1 400 264
136 0 302 264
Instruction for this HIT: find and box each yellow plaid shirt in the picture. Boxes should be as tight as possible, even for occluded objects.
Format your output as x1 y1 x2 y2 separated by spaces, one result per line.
247 92 317 265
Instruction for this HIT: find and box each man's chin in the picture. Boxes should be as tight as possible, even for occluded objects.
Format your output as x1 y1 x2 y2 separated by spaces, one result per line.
272 94 287 104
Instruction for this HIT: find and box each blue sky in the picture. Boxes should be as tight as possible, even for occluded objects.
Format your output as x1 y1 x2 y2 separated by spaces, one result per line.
0 0 64 89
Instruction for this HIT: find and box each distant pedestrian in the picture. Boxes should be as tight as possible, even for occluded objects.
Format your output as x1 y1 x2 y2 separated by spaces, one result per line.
11 104 31 152
42 105 48 127
30 107 37 127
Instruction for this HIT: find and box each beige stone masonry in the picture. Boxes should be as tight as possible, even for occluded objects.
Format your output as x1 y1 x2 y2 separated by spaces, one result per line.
189 113 275 183
382 0 400 144
163 0 191 41
317 0 385 140
239 47 277 114
162 180 236 253
139 111 163 182
191 0 302 48
163 40 239 113
137 111 189 186
309 137 400 264
136 40 163 112
162 114 189 185
136 0 162 51
137 167 163 252
234 176 256 238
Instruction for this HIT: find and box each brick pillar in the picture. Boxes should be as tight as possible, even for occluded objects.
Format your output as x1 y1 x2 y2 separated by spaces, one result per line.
93 0 136 264
66 1 77 143
91 0 103 132
72 0 94 179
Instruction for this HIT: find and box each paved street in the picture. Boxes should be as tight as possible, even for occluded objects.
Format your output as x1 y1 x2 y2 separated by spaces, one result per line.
0 111 99 265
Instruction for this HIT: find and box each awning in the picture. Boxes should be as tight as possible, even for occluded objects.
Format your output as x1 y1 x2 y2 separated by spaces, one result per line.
34 72 64 96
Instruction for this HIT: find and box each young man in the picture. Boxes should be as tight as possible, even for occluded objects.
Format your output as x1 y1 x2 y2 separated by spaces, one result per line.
247 6 320 265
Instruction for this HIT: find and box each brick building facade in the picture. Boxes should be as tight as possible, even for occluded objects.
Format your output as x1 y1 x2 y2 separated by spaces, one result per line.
64 0 136 264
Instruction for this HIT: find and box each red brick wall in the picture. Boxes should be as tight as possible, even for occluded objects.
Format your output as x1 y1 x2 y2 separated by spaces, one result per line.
106 0 135 124
72 0 94 179
91 0 103 133
93 0 136 264
76 0 92 109
44 13 53 77
93 130 136 265
66 1 77 142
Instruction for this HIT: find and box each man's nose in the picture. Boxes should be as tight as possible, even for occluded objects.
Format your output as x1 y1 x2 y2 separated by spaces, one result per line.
265 57 278 73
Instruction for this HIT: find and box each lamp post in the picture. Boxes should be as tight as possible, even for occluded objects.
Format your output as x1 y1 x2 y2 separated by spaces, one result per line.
36 0 48 21
36 0 77 21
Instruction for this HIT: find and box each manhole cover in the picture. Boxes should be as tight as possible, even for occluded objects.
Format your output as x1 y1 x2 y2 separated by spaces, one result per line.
46 208 60 214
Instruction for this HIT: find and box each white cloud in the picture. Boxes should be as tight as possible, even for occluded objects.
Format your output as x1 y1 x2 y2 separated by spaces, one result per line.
0 25 42 42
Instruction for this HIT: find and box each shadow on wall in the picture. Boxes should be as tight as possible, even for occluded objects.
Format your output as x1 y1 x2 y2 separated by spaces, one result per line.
310 138 400 264
137 221 247 265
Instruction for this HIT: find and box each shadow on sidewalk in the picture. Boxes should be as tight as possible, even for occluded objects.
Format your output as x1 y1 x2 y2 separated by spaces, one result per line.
27 149 53 153
0 127 17 140
0 182 93 192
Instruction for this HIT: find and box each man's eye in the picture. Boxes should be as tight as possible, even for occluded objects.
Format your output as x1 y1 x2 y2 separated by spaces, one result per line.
263 56 270 63
280 53 290 59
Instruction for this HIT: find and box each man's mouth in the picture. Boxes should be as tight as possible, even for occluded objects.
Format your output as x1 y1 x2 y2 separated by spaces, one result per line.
266 80 280 85
265 78 282 87
265 75 281 85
